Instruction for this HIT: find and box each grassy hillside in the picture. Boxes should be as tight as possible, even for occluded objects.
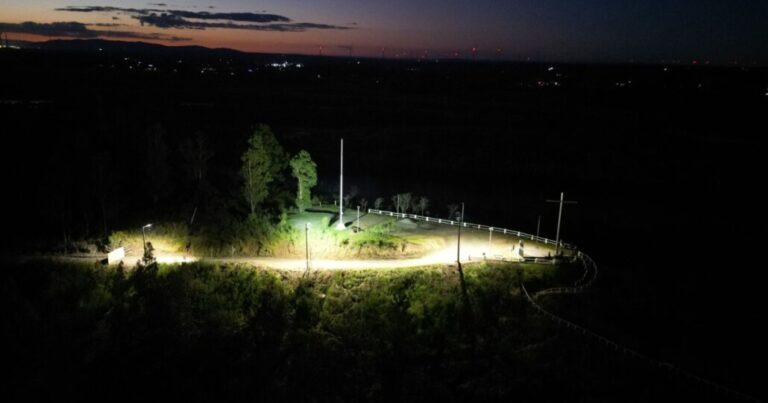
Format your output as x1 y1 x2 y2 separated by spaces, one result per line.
0 259 717 401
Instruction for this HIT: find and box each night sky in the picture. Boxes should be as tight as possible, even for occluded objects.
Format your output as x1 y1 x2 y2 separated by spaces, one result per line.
1 0 767 63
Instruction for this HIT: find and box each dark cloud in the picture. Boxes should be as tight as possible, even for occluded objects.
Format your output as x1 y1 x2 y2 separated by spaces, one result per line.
169 10 290 23
56 5 353 32
56 6 289 23
88 22 124 27
55 6 153 14
136 13 198 29
135 13 350 31
288 23 352 31
226 22 352 32
0 21 189 41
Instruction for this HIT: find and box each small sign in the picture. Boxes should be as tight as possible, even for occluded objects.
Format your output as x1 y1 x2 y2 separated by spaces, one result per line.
107 247 125 265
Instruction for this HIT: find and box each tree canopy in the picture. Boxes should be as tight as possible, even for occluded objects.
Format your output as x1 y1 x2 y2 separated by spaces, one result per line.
290 150 318 212
241 129 274 215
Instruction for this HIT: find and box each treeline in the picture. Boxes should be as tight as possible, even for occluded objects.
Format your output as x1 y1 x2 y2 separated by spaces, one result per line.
10 122 322 255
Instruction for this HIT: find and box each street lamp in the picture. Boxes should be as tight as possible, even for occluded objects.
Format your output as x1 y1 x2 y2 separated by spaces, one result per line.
488 227 493 254
142 223 152 256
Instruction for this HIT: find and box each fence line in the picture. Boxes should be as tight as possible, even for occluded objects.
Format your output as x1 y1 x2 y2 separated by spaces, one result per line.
521 256 759 402
367 209 575 250
534 253 599 298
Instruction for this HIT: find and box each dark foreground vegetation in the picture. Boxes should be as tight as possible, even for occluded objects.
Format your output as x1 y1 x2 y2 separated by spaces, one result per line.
0 259 740 402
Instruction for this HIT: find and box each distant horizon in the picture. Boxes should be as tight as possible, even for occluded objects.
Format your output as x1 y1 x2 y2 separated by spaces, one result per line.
5 37 767 67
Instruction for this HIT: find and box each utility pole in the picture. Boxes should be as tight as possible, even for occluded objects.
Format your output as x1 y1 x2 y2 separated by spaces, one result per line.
536 215 541 237
455 202 470 316
305 223 310 273
546 192 578 255
336 138 345 229
456 202 464 264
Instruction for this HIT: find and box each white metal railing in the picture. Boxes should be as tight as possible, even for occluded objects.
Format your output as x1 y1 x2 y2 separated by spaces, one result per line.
518 251 757 402
521 277 758 402
367 208 575 250
533 253 599 297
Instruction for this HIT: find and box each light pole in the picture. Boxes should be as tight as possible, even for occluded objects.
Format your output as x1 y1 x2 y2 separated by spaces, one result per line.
488 227 493 254
305 222 311 273
536 215 541 237
356 205 360 230
456 202 464 264
141 223 152 256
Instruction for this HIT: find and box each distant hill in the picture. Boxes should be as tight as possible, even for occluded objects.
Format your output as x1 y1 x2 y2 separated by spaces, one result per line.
9 38 349 64
34 39 249 58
